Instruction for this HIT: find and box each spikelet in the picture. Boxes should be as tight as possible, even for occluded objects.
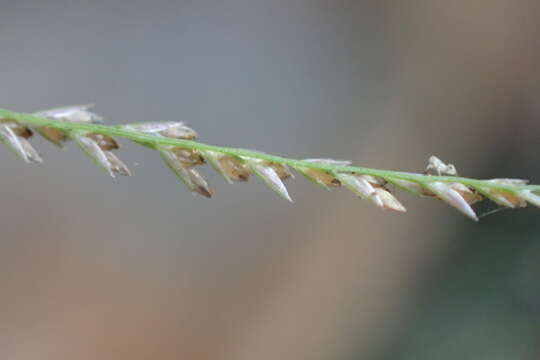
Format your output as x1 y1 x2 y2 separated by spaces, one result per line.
171 148 205 166
36 105 104 123
235 150 294 182
447 183 482 205
127 121 212 196
296 159 351 189
122 122 203 165
86 133 119 151
373 188 407 212
203 151 250 183
0 121 42 163
34 106 132 177
425 182 478 221
36 126 68 146
336 173 406 212
518 189 540 208
73 132 131 177
122 122 198 140
337 173 376 197
157 145 212 197
159 148 212 198
388 178 424 194
419 156 482 219
475 179 528 208
268 162 294 180
244 159 292 202
35 105 103 147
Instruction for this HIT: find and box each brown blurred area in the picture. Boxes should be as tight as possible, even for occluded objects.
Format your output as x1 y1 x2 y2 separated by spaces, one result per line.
1 1 540 359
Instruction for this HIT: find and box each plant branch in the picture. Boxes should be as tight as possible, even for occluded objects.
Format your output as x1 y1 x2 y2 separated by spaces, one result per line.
1 106 539 220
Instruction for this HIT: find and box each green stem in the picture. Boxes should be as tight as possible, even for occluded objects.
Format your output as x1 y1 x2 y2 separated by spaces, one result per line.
1 107 538 194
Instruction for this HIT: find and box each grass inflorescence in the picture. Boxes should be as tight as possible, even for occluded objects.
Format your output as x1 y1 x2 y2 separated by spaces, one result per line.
1 105 539 221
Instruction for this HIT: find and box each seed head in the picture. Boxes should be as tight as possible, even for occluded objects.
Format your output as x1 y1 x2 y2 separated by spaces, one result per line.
3 105 540 221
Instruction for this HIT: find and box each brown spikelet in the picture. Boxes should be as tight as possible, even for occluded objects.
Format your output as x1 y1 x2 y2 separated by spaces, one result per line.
172 148 205 167
35 126 68 147
73 133 131 177
159 148 212 197
267 163 293 180
203 151 250 183
86 133 119 151
0 121 42 163
296 159 351 189
33 105 103 147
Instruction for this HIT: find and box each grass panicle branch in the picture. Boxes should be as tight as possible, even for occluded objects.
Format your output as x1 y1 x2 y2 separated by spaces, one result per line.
1 105 539 221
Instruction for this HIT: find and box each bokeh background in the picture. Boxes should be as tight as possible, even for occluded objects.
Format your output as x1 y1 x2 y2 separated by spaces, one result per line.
1 1 540 359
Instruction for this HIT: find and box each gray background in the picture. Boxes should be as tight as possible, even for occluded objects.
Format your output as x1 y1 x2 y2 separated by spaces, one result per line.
1 1 540 359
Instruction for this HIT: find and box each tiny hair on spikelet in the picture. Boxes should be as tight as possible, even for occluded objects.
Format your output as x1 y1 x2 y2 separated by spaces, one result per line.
1 105 540 221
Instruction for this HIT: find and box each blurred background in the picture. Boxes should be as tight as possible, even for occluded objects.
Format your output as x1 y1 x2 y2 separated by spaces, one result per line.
1 1 540 359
